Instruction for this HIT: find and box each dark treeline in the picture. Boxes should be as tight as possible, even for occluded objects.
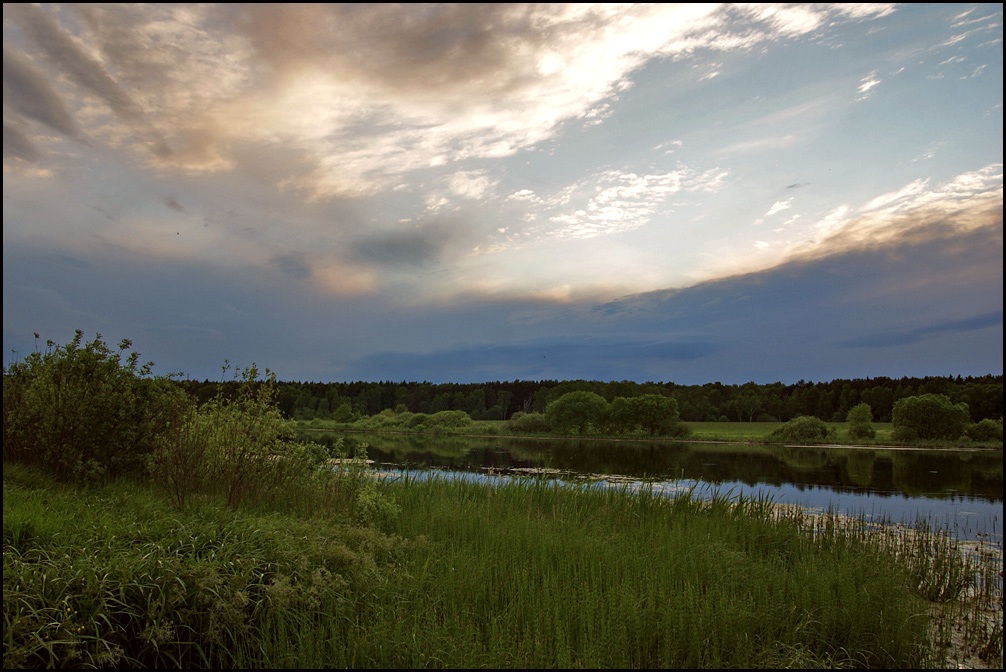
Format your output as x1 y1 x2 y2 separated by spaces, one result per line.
174 374 1004 424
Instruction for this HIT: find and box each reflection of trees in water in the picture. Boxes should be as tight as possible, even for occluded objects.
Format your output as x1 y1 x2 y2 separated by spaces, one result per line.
301 431 1001 500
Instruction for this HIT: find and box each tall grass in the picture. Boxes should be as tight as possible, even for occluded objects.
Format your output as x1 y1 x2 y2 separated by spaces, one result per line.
7 460 1000 669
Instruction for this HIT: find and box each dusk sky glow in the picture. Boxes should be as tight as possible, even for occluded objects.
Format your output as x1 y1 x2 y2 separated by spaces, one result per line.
3 3 1002 384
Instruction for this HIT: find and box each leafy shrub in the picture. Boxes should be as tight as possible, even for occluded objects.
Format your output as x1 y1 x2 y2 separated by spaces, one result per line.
964 418 1003 443
407 412 430 427
507 411 551 434
892 394 970 441
3 331 189 482
770 416 834 443
846 403 876 441
422 410 473 431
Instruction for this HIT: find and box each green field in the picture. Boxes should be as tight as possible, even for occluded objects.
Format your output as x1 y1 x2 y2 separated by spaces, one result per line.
4 460 1001 669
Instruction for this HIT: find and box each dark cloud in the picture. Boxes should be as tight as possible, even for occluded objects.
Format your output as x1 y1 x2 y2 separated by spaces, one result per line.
349 218 469 269
238 4 541 98
2 121 40 161
332 218 1003 383
4 216 1001 384
162 196 184 213
839 310 1003 348
6 4 144 121
2 47 80 139
271 253 312 280
341 337 722 383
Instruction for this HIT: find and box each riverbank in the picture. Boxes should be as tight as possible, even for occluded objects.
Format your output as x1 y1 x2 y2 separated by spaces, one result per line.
5 460 1000 668
296 418 1004 451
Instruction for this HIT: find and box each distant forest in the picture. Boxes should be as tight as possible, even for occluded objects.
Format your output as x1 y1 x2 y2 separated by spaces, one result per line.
175 374 1004 424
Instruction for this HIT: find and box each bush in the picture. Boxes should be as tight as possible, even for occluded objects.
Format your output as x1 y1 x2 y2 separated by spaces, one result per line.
3 331 189 482
423 410 474 431
964 418 1003 443
892 394 970 442
846 403 876 441
770 416 834 443
507 411 551 434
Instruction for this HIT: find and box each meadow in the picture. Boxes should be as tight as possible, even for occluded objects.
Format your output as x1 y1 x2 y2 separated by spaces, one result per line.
4 458 1001 669
3 335 1001 668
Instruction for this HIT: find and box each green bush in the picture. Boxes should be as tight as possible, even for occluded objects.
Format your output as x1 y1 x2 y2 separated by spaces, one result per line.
964 418 1003 443
770 416 834 443
846 403 876 441
892 394 970 441
507 411 551 434
422 409 473 431
3 331 189 482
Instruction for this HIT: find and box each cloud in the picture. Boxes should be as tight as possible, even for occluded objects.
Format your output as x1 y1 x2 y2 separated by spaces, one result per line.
856 72 881 100
801 165 1003 258
162 196 184 212
271 253 311 280
2 46 81 140
3 121 41 162
839 310 1003 348
765 199 792 217
6 4 145 121
4 3 905 197
348 219 467 270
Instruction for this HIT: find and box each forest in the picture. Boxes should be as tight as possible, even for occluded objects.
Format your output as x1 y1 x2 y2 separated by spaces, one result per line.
173 373 1004 424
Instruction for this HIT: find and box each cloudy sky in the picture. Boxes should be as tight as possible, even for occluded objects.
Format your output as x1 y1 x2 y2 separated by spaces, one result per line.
3 3 1002 385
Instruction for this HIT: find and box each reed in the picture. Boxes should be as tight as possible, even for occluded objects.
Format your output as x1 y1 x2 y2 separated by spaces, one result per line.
3 462 1000 668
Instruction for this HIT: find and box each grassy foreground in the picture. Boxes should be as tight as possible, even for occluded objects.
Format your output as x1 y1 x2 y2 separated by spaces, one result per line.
4 462 1001 669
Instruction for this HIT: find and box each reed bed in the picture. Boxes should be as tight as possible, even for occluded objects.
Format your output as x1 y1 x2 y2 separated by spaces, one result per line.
3 463 1001 669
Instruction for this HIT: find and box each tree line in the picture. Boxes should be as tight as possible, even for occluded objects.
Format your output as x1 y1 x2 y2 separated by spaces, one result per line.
173 374 1004 424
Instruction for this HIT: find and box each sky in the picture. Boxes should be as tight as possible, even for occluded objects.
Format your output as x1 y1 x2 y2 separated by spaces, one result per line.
3 3 1003 386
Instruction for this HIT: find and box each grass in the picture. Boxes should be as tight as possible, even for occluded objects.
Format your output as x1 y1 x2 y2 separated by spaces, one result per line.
4 461 1001 669
301 417 944 447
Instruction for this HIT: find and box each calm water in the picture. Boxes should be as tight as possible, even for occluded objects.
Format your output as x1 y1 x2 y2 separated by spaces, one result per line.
304 430 1004 545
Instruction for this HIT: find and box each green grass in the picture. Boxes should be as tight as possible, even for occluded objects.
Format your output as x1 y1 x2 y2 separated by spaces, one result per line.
303 417 913 446
5 461 1001 669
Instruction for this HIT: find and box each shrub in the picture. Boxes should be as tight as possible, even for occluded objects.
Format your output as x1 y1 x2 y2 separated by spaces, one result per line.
423 410 474 431
770 416 834 443
892 394 970 442
507 411 551 434
3 331 189 482
846 403 876 441
964 418 1003 443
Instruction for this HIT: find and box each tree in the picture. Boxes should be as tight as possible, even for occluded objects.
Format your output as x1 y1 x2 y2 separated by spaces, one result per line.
545 391 608 435
892 394 969 441
846 403 876 441
608 394 683 436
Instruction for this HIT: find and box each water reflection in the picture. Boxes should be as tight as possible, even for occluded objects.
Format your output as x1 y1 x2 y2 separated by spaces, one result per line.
301 430 1003 544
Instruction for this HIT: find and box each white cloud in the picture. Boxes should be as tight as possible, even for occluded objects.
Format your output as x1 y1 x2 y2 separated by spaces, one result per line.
856 72 881 100
765 199 792 217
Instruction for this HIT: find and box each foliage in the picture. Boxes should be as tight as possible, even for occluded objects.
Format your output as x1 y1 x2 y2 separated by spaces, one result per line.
506 411 551 434
12 463 998 669
964 418 1003 443
846 402 876 441
769 415 834 443
422 409 474 431
892 394 970 441
2 463 401 669
218 374 1004 428
545 390 609 434
3 331 189 482
607 394 689 436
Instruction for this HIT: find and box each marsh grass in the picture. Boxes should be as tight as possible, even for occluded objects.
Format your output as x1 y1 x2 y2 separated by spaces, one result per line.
4 462 1001 669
